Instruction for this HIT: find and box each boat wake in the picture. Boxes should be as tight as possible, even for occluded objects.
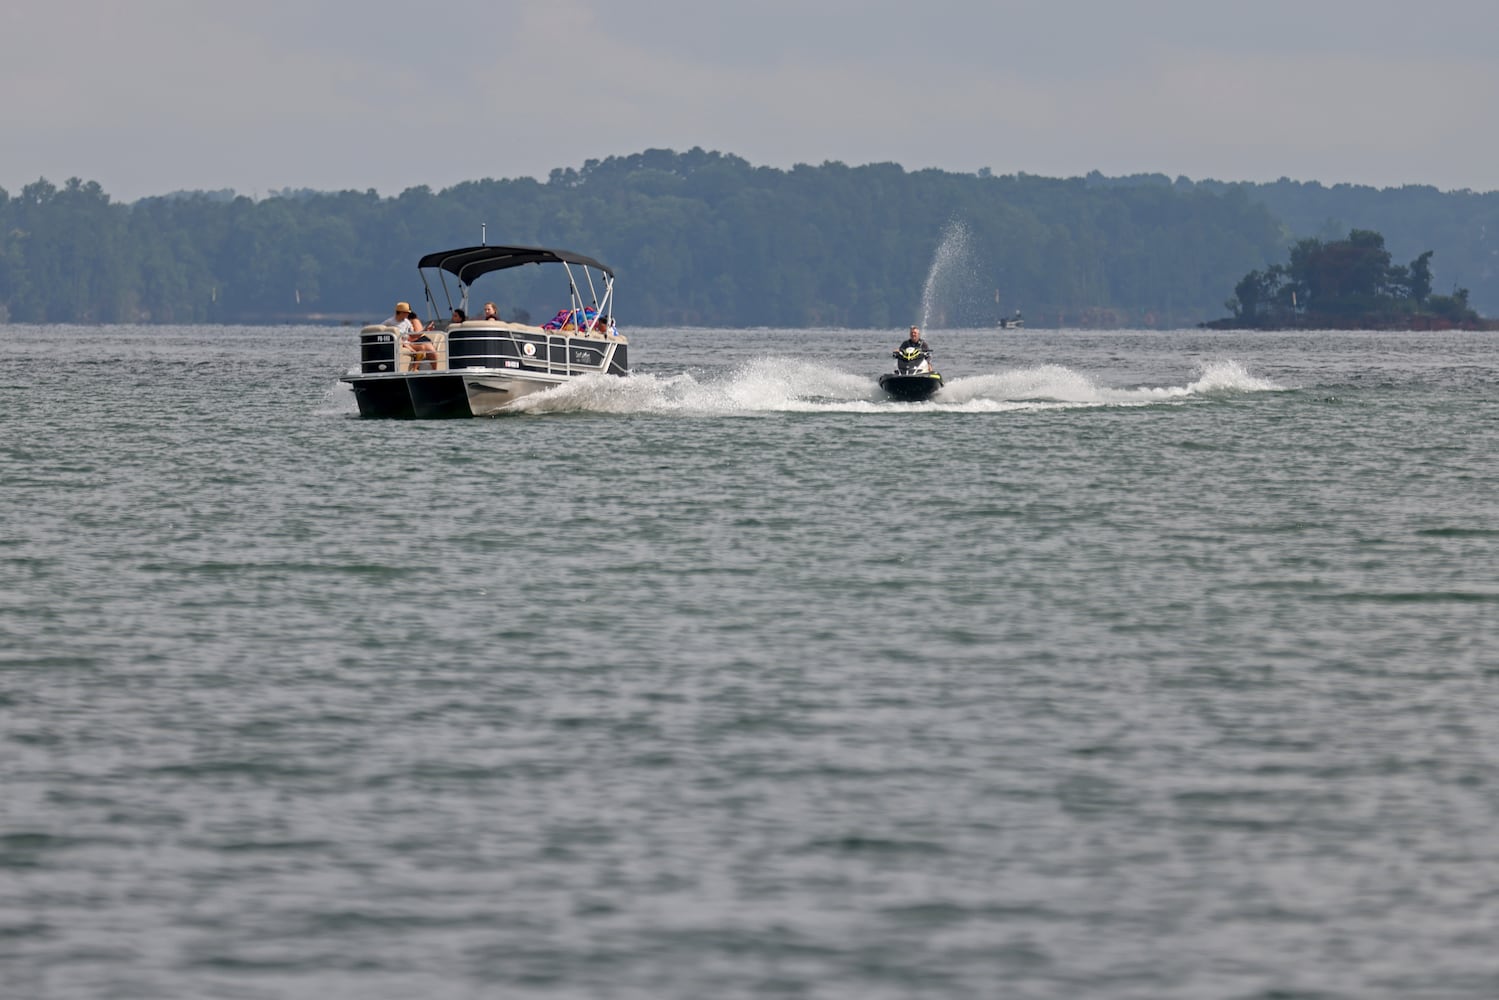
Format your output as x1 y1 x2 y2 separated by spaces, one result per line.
503 358 1283 416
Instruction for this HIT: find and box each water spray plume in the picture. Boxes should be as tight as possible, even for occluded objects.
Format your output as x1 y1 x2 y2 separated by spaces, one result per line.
919 221 974 329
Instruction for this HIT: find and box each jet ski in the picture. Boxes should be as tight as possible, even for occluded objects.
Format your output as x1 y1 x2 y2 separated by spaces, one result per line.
879 346 943 401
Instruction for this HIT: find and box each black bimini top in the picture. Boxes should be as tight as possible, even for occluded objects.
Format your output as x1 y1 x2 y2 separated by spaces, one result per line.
417 245 614 285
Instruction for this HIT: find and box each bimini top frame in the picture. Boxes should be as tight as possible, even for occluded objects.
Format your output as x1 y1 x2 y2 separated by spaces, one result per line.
415 244 615 327
417 245 613 283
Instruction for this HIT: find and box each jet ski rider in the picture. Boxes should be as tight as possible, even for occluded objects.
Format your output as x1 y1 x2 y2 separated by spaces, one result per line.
894 325 931 362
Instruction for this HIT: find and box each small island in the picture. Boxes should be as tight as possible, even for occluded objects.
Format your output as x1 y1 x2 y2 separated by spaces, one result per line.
1204 228 1495 330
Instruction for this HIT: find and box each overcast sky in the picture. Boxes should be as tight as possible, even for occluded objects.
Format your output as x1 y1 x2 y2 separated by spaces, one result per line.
6 0 1496 202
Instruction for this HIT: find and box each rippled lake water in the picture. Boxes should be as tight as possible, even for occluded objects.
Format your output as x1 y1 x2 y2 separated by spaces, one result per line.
4 324 1499 998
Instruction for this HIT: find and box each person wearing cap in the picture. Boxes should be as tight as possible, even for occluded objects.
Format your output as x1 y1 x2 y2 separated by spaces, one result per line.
382 301 415 334
382 301 437 370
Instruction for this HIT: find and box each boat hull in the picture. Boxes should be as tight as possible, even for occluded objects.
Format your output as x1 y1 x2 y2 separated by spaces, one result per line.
343 369 598 418
342 323 629 418
878 371 943 401
344 372 470 418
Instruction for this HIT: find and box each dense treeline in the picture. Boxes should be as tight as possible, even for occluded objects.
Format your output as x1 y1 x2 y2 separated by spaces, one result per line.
1226 178 1497 313
1099 172 1499 321
1 149 1493 327
1211 228 1483 329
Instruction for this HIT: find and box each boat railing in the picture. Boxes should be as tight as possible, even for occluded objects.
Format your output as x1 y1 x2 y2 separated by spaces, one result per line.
356 322 621 376
445 325 616 376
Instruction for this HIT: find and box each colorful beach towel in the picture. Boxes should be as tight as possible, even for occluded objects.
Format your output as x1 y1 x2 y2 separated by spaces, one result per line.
541 307 600 331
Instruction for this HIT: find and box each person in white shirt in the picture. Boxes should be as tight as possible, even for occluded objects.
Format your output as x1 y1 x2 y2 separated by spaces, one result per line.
382 301 415 334
382 301 436 370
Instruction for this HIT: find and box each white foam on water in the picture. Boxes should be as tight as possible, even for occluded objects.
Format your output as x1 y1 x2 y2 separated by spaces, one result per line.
1184 359 1283 394
314 377 359 416
512 358 883 415
503 357 1284 416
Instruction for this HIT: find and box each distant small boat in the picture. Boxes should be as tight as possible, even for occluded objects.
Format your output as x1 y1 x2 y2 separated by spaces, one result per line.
879 346 943 401
998 311 1025 329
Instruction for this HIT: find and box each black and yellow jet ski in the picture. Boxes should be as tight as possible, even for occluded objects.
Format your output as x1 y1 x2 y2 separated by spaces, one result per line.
878 346 943 401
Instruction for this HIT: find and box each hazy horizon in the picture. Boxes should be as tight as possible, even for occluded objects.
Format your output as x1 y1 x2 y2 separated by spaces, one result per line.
10 151 1492 206
6 0 1498 202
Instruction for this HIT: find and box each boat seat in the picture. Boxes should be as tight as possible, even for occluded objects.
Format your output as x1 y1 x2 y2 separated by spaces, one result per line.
399 330 447 371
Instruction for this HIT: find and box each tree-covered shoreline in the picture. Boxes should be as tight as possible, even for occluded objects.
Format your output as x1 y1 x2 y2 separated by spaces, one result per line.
1206 229 1495 331
1 149 1494 328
